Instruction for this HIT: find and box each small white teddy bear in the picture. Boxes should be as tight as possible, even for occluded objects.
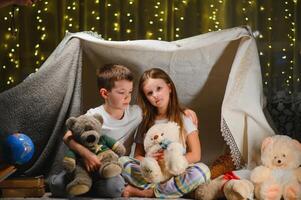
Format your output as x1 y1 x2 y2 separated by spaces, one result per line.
250 135 301 200
141 122 188 183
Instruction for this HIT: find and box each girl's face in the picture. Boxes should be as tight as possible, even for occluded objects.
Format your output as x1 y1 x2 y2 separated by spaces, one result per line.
142 78 171 112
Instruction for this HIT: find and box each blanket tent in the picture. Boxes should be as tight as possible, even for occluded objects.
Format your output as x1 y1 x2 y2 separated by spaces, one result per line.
0 26 275 178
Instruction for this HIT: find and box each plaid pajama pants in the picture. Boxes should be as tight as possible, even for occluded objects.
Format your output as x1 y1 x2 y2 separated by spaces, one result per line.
119 156 211 198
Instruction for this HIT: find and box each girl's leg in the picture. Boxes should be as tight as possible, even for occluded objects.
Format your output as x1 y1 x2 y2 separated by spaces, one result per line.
154 162 211 198
119 156 155 189
122 184 154 197
119 156 156 197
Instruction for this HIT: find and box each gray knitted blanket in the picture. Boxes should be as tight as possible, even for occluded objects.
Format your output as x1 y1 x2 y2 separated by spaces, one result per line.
0 36 82 176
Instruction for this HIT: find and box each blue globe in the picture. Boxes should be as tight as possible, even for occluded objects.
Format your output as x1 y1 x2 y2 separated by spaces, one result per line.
4 133 35 165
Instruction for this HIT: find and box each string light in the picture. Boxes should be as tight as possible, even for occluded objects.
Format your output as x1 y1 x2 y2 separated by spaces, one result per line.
0 0 299 95
1 6 20 88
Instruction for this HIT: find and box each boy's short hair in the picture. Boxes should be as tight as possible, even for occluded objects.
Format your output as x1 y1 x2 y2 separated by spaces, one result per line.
97 64 134 91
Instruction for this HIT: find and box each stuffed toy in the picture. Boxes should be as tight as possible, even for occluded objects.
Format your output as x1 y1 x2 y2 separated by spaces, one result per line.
140 122 188 183
63 114 126 196
210 149 236 179
250 135 301 200
195 169 254 200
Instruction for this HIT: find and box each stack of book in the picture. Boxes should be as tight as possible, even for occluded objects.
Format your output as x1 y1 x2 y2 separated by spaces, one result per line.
0 164 16 182
0 175 45 197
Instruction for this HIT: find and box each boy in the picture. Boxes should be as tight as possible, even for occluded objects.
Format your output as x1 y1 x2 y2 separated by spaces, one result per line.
49 64 198 198
49 64 142 197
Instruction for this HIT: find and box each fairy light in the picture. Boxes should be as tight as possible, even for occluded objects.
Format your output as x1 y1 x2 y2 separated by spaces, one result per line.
1 6 21 88
0 0 299 93
87 0 101 34
32 1 50 70
122 0 136 40
172 0 192 39
258 1 273 87
208 1 223 32
64 1 79 33
282 0 296 92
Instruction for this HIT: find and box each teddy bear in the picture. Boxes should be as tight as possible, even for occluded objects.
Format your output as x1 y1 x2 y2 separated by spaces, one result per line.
62 114 126 196
140 122 188 183
195 169 254 200
250 135 301 200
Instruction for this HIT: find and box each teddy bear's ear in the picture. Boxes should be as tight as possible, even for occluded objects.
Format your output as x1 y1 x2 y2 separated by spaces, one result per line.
93 114 103 124
261 137 273 152
66 117 77 129
292 139 301 151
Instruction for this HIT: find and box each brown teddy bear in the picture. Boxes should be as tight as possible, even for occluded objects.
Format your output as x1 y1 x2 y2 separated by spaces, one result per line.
195 169 254 200
63 114 126 196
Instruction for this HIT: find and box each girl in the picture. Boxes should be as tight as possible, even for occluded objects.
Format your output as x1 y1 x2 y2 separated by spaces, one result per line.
120 68 210 198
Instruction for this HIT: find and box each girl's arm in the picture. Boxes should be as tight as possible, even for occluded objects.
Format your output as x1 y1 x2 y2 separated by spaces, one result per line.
134 143 146 161
184 130 201 164
63 130 101 172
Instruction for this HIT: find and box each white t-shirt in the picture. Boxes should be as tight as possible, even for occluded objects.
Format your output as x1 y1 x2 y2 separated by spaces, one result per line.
86 105 142 155
135 115 197 144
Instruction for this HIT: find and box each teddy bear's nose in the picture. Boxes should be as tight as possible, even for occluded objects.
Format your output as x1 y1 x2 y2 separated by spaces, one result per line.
277 160 282 164
154 135 158 140
86 135 96 143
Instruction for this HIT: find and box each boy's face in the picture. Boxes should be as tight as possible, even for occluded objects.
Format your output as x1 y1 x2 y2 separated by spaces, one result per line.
102 79 133 111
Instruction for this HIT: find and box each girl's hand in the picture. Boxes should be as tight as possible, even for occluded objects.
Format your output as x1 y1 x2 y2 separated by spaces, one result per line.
184 108 198 126
82 152 102 172
151 149 164 161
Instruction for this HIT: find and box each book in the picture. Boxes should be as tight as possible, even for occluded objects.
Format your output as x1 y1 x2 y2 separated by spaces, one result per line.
0 187 45 197
0 164 16 182
0 175 44 188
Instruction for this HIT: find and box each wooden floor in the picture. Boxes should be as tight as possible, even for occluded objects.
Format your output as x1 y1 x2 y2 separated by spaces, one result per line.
1 192 197 200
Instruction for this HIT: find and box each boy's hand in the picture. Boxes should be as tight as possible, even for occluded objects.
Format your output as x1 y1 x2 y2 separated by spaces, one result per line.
83 153 102 172
151 149 164 161
184 109 198 126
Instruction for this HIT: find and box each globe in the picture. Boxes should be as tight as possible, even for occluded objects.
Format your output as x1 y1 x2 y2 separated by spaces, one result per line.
4 133 35 165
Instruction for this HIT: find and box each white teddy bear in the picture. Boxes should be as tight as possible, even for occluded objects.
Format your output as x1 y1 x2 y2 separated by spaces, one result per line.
250 135 301 200
140 122 188 183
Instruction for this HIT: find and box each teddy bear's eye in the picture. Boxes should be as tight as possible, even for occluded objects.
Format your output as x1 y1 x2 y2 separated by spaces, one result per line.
282 154 286 157
274 156 277 159
84 126 92 131
161 133 164 136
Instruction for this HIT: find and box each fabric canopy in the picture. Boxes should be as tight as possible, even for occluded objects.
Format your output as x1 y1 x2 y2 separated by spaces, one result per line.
0 26 275 177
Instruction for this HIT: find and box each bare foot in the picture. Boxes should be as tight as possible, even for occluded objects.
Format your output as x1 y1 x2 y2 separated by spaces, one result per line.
122 184 154 198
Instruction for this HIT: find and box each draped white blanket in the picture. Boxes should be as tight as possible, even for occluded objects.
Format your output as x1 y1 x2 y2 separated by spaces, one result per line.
0 26 275 176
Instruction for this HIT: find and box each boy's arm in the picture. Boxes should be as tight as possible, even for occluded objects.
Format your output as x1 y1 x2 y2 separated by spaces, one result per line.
63 130 101 172
184 131 201 164
102 135 126 156
183 108 198 127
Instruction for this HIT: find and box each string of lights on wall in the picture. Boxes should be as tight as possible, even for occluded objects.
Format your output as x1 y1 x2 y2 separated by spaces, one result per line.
0 0 299 95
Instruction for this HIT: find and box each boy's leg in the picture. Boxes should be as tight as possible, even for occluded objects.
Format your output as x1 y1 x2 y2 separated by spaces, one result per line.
154 162 211 198
92 174 126 198
48 170 70 197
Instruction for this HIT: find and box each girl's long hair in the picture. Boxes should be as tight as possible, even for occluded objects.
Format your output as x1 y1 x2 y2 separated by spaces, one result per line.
137 68 186 146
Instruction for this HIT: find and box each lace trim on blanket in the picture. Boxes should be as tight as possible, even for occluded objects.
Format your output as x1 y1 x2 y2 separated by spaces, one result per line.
221 118 244 169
